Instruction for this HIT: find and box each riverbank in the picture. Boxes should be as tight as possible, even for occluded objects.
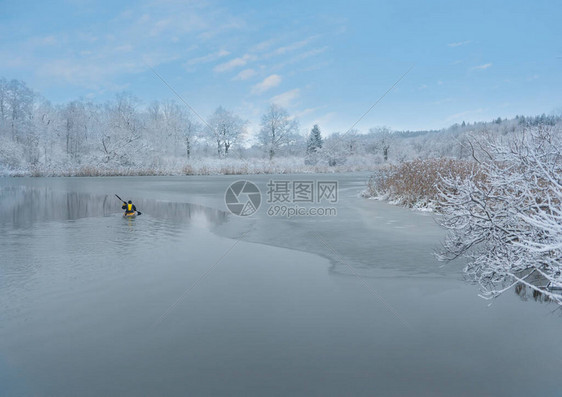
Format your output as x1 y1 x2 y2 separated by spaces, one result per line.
1 156 380 177
361 158 480 212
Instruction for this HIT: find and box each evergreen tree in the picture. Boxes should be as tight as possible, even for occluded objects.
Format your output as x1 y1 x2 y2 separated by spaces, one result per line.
306 124 323 154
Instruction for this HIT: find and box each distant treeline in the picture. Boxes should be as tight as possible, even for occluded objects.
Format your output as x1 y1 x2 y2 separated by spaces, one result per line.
0 77 560 175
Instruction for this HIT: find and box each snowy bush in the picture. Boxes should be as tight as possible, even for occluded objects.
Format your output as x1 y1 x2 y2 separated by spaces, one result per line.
0 137 25 171
437 127 562 305
362 158 480 210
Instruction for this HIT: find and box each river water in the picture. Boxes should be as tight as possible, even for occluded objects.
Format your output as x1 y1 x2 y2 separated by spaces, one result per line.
0 175 560 396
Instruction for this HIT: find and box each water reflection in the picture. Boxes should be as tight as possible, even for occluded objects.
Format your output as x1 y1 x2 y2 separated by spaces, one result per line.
514 283 562 305
0 185 231 311
0 185 229 230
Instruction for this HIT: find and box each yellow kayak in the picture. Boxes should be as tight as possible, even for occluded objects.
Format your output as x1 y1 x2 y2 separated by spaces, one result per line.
123 212 136 218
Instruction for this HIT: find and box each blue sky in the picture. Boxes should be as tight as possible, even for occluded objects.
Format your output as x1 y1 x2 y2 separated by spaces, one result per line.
1 0 560 135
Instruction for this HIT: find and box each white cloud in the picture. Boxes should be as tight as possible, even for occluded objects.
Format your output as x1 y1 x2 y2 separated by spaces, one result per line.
251 38 277 52
271 46 329 72
472 63 492 70
287 46 328 63
5 0 249 91
197 18 247 40
270 88 300 107
251 74 282 94
448 40 471 47
295 107 322 118
214 54 256 72
232 68 257 81
185 49 230 66
271 35 319 56
39 58 141 90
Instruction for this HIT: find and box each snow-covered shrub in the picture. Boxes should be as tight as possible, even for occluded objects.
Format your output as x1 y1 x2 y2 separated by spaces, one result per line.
437 127 562 305
363 158 480 209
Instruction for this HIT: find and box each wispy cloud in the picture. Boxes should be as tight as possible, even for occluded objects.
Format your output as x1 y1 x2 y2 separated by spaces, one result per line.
251 38 278 52
197 18 247 40
251 74 282 94
272 46 329 71
295 107 323 118
219 36 325 76
185 49 230 66
270 35 319 56
39 58 140 90
448 40 471 47
214 54 256 72
232 68 257 81
3 0 249 92
472 63 492 70
288 46 328 63
270 88 300 107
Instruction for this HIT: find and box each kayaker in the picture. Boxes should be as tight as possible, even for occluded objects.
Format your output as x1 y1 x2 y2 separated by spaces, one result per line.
122 200 137 215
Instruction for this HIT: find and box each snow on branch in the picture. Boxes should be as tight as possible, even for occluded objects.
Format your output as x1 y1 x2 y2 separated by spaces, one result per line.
436 126 562 305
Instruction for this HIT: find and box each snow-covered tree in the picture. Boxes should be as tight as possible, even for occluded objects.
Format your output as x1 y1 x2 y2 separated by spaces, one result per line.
206 106 246 158
437 126 562 305
60 100 94 162
0 77 9 138
259 104 299 160
306 124 323 154
32 99 60 168
98 93 145 165
1 75 561 175
369 127 393 161
158 101 200 158
4 79 34 143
